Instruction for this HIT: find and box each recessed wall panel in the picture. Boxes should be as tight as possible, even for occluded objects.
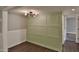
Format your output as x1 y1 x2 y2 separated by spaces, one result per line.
27 12 62 51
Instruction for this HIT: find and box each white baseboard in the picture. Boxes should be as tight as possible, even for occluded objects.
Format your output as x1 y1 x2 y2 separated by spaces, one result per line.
27 40 61 52
8 39 26 48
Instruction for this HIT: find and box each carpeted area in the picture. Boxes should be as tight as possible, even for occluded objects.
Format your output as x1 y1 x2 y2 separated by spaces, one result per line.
8 41 57 52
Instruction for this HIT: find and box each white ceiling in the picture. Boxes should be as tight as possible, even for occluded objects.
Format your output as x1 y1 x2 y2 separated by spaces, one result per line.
7 6 79 15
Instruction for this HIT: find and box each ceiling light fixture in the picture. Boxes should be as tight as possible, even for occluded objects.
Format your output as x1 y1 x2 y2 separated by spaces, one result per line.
24 9 39 17
24 11 28 16
72 9 75 11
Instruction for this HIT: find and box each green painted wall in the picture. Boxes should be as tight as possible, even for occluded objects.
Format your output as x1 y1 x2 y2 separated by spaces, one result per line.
27 12 62 51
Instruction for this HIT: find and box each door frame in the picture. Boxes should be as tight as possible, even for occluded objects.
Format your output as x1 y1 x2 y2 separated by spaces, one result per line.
2 11 8 52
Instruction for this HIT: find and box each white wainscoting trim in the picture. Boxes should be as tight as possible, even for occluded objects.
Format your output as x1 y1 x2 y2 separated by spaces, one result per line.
8 29 27 48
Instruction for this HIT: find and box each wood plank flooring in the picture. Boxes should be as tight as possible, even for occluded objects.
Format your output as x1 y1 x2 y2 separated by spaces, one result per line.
8 41 57 52
63 40 79 52
8 40 79 52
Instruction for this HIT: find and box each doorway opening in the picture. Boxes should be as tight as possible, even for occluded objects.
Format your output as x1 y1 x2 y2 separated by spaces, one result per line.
63 15 79 52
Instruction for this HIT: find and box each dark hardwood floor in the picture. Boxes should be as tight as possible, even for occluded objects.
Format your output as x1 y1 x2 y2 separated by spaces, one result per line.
63 40 79 52
8 41 57 52
8 40 79 52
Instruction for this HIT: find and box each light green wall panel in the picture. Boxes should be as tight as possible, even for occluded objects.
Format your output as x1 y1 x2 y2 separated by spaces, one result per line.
27 12 62 51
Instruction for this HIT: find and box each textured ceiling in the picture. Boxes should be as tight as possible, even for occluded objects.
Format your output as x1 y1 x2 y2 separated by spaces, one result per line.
0 6 79 16
9 6 79 11
7 6 79 15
